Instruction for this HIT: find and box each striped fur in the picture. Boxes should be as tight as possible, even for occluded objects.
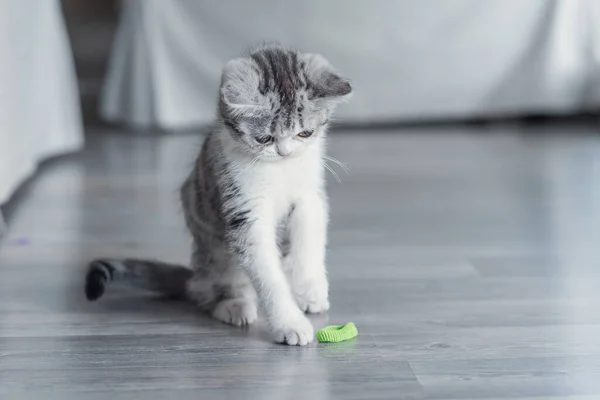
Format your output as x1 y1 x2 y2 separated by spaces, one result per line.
85 45 351 345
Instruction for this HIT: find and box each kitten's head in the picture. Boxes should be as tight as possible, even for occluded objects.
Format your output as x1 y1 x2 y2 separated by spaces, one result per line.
219 45 352 161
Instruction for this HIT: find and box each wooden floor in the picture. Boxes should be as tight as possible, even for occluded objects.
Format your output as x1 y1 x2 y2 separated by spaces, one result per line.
1 124 600 399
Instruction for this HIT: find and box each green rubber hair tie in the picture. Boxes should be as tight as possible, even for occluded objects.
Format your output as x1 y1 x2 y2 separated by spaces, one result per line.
316 322 358 343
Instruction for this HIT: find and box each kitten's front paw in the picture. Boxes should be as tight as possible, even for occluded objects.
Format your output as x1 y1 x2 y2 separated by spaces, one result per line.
212 298 258 326
271 314 314 346
293 275 330 314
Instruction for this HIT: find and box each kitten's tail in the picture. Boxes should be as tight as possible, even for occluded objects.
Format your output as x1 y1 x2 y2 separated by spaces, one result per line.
85 258 193 301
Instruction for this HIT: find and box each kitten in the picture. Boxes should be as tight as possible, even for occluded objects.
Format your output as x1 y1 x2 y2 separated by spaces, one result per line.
85 45 352 346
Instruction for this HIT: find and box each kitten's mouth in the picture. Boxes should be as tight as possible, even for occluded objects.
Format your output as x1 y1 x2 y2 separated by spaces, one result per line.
259 154 286 162
260 151 301 162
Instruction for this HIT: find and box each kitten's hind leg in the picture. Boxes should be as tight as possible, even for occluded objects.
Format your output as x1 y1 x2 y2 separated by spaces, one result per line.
212 265 258 326
186 255 258 326
212 297 257 326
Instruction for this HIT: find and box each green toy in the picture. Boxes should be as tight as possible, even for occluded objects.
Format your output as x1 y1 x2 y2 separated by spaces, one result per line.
316 322 358 343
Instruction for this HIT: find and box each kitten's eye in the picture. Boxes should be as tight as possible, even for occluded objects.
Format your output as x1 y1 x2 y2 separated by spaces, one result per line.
297 130 314 138
255 135 274 145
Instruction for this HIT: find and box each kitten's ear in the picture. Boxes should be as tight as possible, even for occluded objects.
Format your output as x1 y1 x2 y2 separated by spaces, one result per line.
301 54 352 100
220 58 268 118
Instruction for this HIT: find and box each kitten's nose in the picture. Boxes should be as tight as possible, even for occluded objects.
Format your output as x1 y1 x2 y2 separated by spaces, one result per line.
276 147 292 157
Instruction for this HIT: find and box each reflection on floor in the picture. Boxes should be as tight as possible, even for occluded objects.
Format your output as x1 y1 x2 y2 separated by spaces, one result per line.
1 124 600 399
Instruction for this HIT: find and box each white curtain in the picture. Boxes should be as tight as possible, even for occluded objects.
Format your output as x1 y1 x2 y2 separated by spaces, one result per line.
0 0 84 234
100 0 600 130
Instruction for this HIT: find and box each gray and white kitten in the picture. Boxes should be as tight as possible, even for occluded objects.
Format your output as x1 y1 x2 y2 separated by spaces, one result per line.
85 45 352 346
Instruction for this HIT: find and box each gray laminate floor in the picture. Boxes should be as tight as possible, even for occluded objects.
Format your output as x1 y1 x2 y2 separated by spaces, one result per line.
1 124 600 399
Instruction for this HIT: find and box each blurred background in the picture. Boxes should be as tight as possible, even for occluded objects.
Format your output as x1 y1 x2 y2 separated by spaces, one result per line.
2 0 600 221
66 0 600 127
3 0 600 223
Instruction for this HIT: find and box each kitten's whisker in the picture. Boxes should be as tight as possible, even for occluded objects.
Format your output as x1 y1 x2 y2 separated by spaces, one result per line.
324 155 349 174
245 156 260 171
231 156 260 183
324 162 342 184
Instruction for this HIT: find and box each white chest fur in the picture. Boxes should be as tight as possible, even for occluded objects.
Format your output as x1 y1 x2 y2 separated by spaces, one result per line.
241 149 323 221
